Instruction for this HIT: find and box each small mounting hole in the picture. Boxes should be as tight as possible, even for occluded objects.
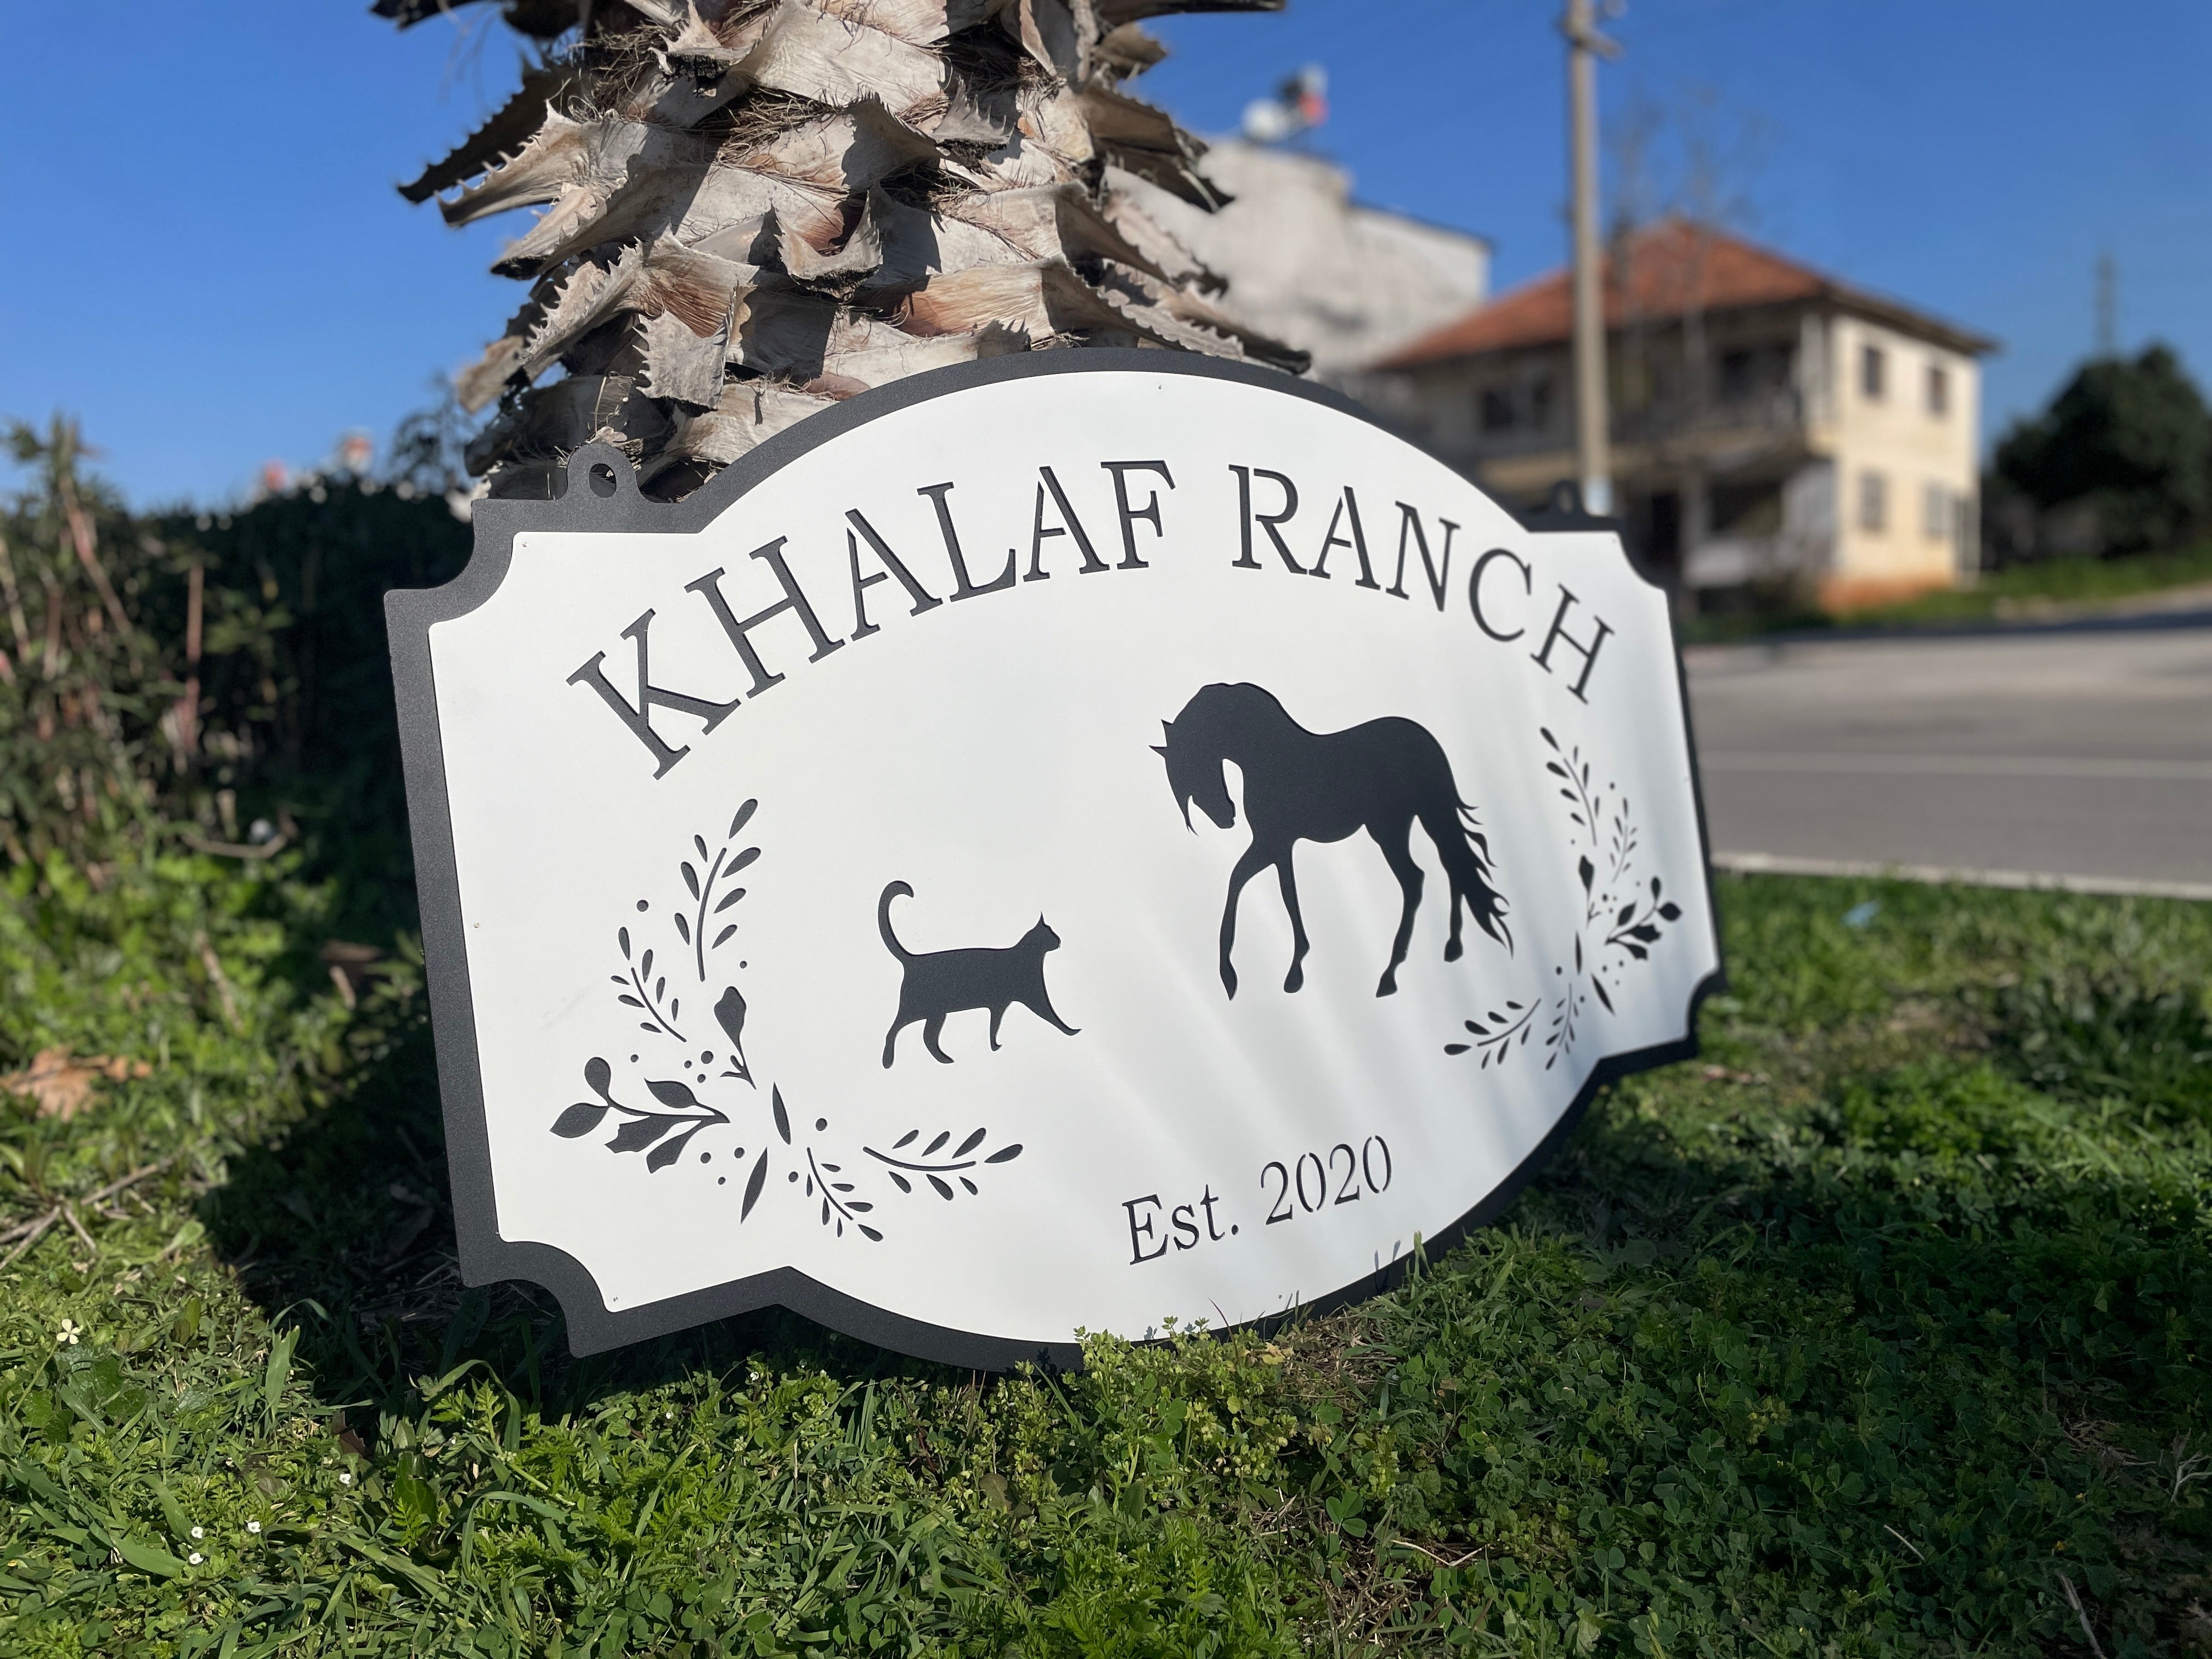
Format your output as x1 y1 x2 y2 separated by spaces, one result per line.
589 462 618 498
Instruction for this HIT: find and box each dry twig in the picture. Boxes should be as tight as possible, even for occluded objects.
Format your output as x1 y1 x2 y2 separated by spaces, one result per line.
0 1156 178 1268
195 931 245 1030
2058 1573 2107 1659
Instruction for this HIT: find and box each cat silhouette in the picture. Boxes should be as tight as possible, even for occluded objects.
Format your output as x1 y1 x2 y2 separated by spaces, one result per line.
878 881 1080 1068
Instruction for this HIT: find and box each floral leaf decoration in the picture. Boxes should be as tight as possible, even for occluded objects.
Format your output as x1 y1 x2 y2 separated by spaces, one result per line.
549 1057 728 1173
864 1126 1023 1200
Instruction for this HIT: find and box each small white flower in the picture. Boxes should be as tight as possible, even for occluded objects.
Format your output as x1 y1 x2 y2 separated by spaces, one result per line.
338 1472 353 1486
188 1552 204 1566
246 1520 261 1534
55 1319 83 1347
190 1526 204 1540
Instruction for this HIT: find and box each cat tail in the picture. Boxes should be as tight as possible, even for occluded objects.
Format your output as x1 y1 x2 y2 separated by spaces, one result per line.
878 881 916 961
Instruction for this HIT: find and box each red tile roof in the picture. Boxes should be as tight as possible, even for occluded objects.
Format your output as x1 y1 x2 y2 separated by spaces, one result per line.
1376 219 1995 368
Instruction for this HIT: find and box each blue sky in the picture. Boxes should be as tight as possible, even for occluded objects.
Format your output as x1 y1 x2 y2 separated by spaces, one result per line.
3 1 2205 508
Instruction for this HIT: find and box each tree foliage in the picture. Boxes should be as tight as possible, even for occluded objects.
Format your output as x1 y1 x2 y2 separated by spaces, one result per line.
1993 343 2212 557
0 417 470 872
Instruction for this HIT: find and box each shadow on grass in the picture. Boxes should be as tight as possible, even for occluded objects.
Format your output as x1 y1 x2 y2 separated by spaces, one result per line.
200 1017 969 1431
204 964 2212 1422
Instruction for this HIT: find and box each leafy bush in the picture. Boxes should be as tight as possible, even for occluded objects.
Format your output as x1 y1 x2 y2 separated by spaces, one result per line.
0 416 469 896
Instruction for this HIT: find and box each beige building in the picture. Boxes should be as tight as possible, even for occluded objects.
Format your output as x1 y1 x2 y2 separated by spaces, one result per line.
1118 141 1490 383
1370 221 1996 611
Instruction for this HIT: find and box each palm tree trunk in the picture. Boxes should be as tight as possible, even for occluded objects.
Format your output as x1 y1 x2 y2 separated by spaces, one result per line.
382 0 1305 500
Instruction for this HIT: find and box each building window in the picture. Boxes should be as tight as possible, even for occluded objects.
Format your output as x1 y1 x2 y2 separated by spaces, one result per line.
1479 387 1515 433
1527 376 1554 432
1926 363 1950 417
1711 479 1785 538
1923 482 1951 539
1860 344 1886 401
1717 344 1795 402
1858 470 1888 533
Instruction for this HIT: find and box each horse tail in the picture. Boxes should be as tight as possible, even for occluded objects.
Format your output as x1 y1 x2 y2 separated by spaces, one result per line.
878 881 916 961
1423 802 1513 952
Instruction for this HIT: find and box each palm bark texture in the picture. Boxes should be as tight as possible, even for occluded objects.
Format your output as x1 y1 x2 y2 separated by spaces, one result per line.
382 0 1307 500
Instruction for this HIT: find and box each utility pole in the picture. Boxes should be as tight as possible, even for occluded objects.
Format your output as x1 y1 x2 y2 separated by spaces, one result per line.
2095 250 2117 358
1563 0 1620 516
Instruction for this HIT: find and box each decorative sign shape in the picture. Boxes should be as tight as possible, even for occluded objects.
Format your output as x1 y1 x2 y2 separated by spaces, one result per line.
388 352 1723 1368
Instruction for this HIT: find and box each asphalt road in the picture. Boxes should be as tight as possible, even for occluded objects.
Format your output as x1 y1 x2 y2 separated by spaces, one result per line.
1683 617 2212 896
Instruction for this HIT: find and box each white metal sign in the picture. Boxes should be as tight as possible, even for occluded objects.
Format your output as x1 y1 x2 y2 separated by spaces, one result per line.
388 353 1723 1366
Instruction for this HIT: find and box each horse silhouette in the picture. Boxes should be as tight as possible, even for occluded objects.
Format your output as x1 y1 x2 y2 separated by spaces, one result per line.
1154 682 1510 998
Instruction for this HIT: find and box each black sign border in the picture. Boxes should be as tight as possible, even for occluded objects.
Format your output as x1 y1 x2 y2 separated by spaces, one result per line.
387 348 1727 1369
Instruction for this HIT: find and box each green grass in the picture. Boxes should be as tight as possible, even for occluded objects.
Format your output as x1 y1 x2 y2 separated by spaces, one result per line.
1837 542 2212 628
3 851 2210 1656
1680 543 2212 643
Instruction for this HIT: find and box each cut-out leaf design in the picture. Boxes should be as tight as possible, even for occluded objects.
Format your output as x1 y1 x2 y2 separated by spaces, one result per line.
894 1130 918 1148
960 1177 978 1195
847 1199 872 1212
553 1102 608 1137
674 915 692 944
888 1171 912 1192
585 1057 612 1097
654 975 665 1002
1444 1042 1471 1055
641 949 654 980
619 927 631 958
741 1147 769 1220
646 1078 703 1110
647 1126 701 1171
730 799 757 838
714 986 748 1059
924 1131 950 1155
1658 902 1682 921
984 1143 1023 1164
608 1115 675 1153
682 862 701 900
714 889 745 914
695 835 710 861
1617 903 1637 926
729 846 761 873
1578 856 1595 894
1624 943 1649 960
713 926 737 948
771 1087 790 1144
858 1224 883 1242
955 1127 987 1157
928 1175 954 1200
1593 977 1615 1012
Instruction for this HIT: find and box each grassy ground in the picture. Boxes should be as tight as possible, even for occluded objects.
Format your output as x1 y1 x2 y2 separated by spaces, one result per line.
1682 543 2212 642
1840 543 2212 628
3 850 2209 1656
